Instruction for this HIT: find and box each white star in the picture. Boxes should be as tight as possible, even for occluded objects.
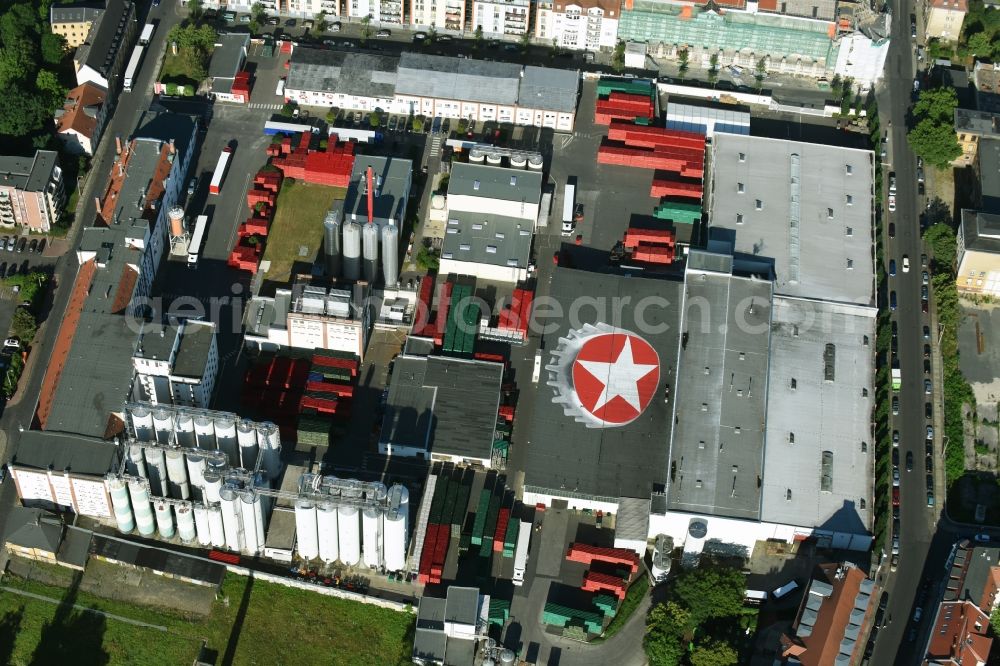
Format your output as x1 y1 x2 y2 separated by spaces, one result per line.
576 337 658 414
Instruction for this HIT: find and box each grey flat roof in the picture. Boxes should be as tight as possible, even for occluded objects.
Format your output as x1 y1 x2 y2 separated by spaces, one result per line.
445 586 480 625
616 497 651 541
81 0 134 75
518 66 580 114
414 596 448 662
397 53 520 106
441 211 533 270
0 150 60 193
960 209 1000 254
3 508 63 553
343 156 412 223
981 138 1000 213
9 431 119 476
58 526 94 568
522 267 682 502
264 507 296 550
760 296 876 532
963 546 1000 603
173 321 215 379
287 47 398 98
448 163 542 205
709 133 875 305
667 255 771 520
381 355 503 461
209 33 248 80
91 533 226 586
246 293 290 337
955 108 1000 137
51 4 104 24
135 324 176 362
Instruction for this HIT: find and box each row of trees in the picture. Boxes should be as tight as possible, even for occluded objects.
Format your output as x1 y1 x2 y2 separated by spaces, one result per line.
644 563 750 666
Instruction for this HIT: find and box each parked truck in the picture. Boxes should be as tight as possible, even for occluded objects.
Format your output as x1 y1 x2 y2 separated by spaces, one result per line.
187 214 208 266
209 147 233 195
561 182 576 237
138 22 154 46
122 44 145 92
512 520 532 585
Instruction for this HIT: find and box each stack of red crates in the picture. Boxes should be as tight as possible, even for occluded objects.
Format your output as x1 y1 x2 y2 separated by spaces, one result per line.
498 287 533 337
242 357 311 414
231 71 251 103
595 92 654 125
493 508 511 552
433 281 453 347
228 244 262 273
566 543 640 573
650 171 703 199
412 275 437 338
474 352 506 364
597 139 704 176
498 404 515 422
582 570 628 599
418 523 450 584
300 353 359 418
607 120 703 150
272 133 356 187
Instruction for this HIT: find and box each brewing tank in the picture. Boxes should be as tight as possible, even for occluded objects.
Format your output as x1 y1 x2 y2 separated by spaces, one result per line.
154 502 175 539
176 505 197 542
175 412 196 448
107 477 135 533
165 450 190 500
128 444 147 478
316 502 339 563
152 408 173 444
129 404 154 440
237 421 259 469
362 506 383 569
144 447 168 497
383 485 409 572
381 224 399 286
258 422 281 481
337 505 361 566
128 480 155 536
342 221 362 282
362 222 379 283
203 470 223 504
295 500 319 561
193 504 212 546
240 491 263 555
220 485 243 552
208 505 226 547
324 208 342 278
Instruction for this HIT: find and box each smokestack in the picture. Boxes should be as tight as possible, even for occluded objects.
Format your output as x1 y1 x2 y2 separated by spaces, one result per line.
366 166 374 226
94 196 101 211
115 136 122 154
168 138 175 155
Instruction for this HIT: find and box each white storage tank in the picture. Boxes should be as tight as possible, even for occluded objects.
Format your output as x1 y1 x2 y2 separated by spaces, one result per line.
176 505 197 542
362 507 383 569
128 480 155 536
194 415 215 448
381 224 399 287
128 444 147 478
237 421 259 469
469 148 485 163
186 453 207 501
362 222 379 283
144 447 168 497
175 412 196 448
240 491 262 555
528 155 543 170
220 485 243 552
338 505 361 566
324 210 342 278
208 505 226 548
107 477 135 533
154 502 175 539
203 470 223 504
383 485 409 572
258 423 282 481
193 504 212 546
343 221 362 282
152 408 173 444
486 152 502 165
215 417 238 466
165 450 190 500
295 500 319 561
130 403 154 440
316 502 339 563
510 154 527 169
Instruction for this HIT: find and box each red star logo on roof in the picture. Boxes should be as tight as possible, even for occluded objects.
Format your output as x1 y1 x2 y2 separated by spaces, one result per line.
571 332 660 426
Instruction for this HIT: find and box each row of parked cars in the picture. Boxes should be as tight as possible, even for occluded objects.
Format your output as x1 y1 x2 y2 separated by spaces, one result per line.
0 236 45 255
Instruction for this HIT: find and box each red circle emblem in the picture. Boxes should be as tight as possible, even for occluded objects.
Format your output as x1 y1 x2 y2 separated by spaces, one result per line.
571 332 660 426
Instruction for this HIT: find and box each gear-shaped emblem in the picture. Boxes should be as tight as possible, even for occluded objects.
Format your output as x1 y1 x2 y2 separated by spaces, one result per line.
546 323 660 428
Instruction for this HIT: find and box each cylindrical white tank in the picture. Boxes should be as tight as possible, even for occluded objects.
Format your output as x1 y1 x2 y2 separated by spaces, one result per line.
165 450 190 500
316 502 339 563
324 211 342 278
107 477 135 533
176 505 197 542
338 505 361 566
215 416 238 466
381 224 399 287
203 470 223 504
486 152 502 165
237 422 259 470
144 447 168 497
259 423 281 481
528 155 544 170
154 502 175 539
431 194 445 211
220 485 243 552
175 412 196 448
208 505 226 548
362 507 383 569
499 649 516 666
295 500 319 561
469 148 485 163
186 453 207 501
128 480 155 536
168 206 185 238
383 485 409 571
194 415 214 448
193 504 212 546
510 154 527 169
152 408 173 444
362 222 379 283
130 404 154 441
342 221 362 282
128 444 147 478
240 491 262 555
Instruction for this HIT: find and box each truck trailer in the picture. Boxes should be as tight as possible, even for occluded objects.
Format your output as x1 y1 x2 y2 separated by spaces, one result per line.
209 148 233 195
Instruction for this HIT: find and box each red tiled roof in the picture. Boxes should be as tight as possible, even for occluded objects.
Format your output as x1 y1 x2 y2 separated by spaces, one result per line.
111 264 138 314
926 600 992 662
784 564 871 666
55 82 106 141
757 0 778 10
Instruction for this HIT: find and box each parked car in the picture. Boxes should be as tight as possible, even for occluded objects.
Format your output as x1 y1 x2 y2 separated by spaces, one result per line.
6 263 16 277
922 299 929 313
891 553 899 571
906 451 914 472
302 19 314 29
892 396 900 415
921 285 929 299
927 491 935 507
975 533 991 543
888 194 896 212
918 181 925 196
6 237 14 251
888 172 897 193
267 16 279 25
889 259 896 276
888 222 895 238
376 29 392 38
926 474 934 491
285 18 296 27
925 402 933 419
893 430 900 447
925 379 932 395
893 448 900 467
902 255 910 272
27 239 37 253
924 359 932 374
892 468 900 486
893 486 900 507
921 253 928 267
922 271 929 285
16 237 26 253
890 291 897 310
923 325 930 339
188 178 197 195
924 344 931 358
36 238 45 254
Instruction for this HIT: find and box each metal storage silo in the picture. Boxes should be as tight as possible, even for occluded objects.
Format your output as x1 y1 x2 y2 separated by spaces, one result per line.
237 421 259 469
324 209 342 278
219 485 243 552
214 416 238 466
337 505 361 566
107 477 135 534
528 155 543 171
130 404 154 441
381 224 399 287
193 504 212 546
486 152 502 165
165 450 190 500
128 480 155 536
194 415 214 449
152 408 173 444
499 649 516 666
203 470 223 504
316 502 339 563
176 505 197 542
154 502 175 539
362 506 383 569
186 453 207 502
295 500 319 561
258 423 282 481
469 148 485 163
208 505 226 547
383 485 409 572
510 154 527 169
144 447 168 497
128 444 147 478
362 222 379 283
175 412 196 448
240 491 262 555
342 221 362 282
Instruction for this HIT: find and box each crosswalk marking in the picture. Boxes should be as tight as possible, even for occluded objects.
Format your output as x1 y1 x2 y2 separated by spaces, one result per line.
247 103 283 110
429 136 442 157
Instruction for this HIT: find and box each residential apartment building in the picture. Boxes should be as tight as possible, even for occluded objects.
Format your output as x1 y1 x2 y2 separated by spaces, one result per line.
133 320 220 409
925 0 967 41
954 108 1000 166
55 82 109 156
534 0 620 51
73 0 137 91
410 0 465 31
50 3 105 49
348 0 405 23
472 0 531 38
0 150 64 233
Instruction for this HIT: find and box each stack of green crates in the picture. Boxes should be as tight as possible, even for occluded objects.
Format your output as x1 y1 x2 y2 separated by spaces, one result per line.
502 516 519 558
296 416 331 446
488 598 511 627
542 603 604 634
442 283 478 356
592 594 618 618
428 474 450 525
453 482 471 527
653 201 702 224
483 494 501 551
459 532 471 554
471 488 491 546
596 77 654 98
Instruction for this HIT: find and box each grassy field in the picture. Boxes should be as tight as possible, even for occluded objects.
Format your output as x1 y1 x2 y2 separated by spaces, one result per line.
262 180 347 284
158 47 209 90
0 571 414 666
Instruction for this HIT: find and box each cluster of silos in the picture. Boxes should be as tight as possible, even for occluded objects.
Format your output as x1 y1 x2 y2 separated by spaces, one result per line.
218 478 269 555
293 483 409 572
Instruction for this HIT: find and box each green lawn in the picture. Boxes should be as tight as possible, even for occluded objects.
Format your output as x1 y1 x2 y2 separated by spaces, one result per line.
0 572 414 666
158 47 209 90
262 180 346 284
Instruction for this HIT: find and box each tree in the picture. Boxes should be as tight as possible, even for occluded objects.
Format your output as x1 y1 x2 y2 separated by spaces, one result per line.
474 25 483 44
830 73 842 97
416 245 439 271
326 106 339 122
0 42 38 88
690 640 739 666
520 29 531 50
370 109 381 128
708 52 719 87
612 40 626 73
315 10 329 33
0 94 50 136
40 32 67 65
644 601 688 666
360 15 372 43
677 48 690 79
672 564 746 627
923 223 958 270
250 2 266 34
913 86 959 124
908 118 962 169
967 31 993 57
754 57 766 90
35 69 66 109
281 101 298 117
11 308 37 343
187 0 204 23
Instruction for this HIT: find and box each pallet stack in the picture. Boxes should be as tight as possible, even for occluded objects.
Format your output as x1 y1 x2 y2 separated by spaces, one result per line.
442 281 477 356
497 287 533 342
592 593 619 618
502 513 520 558
621 227 676 266
488 598 511 627
582 570 628 600
542 602 604 635
566 543 641 573
492 507 511 553
594 78 656 125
